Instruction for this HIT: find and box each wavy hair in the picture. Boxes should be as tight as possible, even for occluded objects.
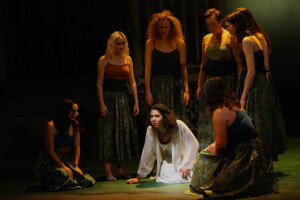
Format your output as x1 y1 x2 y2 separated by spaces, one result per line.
53 99 80 137
105 31 129 58
150 104 178 130
204 77 241 116
147 10 184 42
235 7 271 51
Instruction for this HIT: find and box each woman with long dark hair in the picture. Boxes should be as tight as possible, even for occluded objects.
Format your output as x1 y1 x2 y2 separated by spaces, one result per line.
187 78 278 198
225 9 286 161
36 99 95 191
127 104 199 184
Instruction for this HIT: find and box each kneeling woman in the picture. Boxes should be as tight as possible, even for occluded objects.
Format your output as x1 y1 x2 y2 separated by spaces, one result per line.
188 78 278 198
36 99 95 191
127 104 199 184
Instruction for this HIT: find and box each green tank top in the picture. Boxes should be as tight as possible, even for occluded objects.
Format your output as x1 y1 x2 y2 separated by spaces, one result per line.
204 32 233 60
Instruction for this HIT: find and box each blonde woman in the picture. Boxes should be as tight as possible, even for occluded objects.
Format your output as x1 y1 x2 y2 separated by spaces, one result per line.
145 10 189 123
97 31 139 181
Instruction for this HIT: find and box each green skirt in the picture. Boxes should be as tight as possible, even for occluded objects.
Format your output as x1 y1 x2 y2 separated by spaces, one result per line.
97 91 139 163
151 74 188 124
197 73 237 150
36 150 95 191
239 73 287 160
189 138 278 198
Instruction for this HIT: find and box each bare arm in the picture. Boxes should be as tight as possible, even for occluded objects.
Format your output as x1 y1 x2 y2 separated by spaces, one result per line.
96 56 108 117
178 39 189 106
145 39 154 106
127 56 139 116
196 36 208 99
73 129 83 174
73 130 80 167
212 109 228 155
240 38 256 107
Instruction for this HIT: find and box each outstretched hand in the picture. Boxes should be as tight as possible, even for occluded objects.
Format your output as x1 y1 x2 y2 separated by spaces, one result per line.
126 178 139 184
126 174 140 184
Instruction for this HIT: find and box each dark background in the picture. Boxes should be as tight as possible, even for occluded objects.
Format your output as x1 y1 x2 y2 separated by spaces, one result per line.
0 0 299 157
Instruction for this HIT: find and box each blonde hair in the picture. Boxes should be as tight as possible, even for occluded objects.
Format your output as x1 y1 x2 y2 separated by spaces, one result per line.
147 10 184 42
105 31 130 58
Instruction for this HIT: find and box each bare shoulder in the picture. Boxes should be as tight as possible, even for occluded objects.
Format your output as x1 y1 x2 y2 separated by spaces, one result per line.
146 39 154 47
256 32 265 40
242 37 255 49
126 55 133 63
98 55 107 66
178 38 185 46
203 33 212 42
212 108 228 122
242 37 253 45
46 120 54 128
45 120 56 135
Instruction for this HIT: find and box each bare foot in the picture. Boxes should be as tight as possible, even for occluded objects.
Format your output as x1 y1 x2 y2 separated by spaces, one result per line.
106 173 116 181
117 169 131 179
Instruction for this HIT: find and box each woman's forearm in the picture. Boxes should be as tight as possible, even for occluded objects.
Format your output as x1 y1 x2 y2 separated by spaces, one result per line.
181 63 189 93
241 71 255 101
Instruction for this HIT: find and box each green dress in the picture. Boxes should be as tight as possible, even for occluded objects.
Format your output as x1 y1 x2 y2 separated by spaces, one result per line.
189 110 278 198
198 33 237 149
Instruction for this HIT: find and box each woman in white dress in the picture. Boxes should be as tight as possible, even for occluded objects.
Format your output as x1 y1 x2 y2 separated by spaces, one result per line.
127 104 199 184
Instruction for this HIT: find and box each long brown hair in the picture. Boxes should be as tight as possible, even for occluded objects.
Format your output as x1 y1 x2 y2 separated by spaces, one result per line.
204 77 241 115
150 104 178 129
53 99 80 137
235 7 271 51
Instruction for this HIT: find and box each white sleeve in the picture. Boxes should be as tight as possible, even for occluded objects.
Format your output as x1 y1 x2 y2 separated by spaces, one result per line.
177 120 200 170
137 126 157 178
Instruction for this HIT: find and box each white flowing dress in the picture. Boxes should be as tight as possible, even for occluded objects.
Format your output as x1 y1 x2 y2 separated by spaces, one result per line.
137 120 199 183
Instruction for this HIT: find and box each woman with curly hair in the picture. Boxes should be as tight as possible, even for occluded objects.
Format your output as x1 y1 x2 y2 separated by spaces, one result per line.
196 8 237 150
97 31 139 181
187 77 278 198
144 10 189 123
225 9 286 161
126 104 199 184
36 99 95 191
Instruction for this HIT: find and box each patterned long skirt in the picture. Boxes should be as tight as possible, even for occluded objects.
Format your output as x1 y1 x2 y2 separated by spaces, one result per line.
188 138 278 198
197 73 237 150
151 74 188 124
238 73 287 160
36 150 95 191
98 91 139 164
267 72 287 155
